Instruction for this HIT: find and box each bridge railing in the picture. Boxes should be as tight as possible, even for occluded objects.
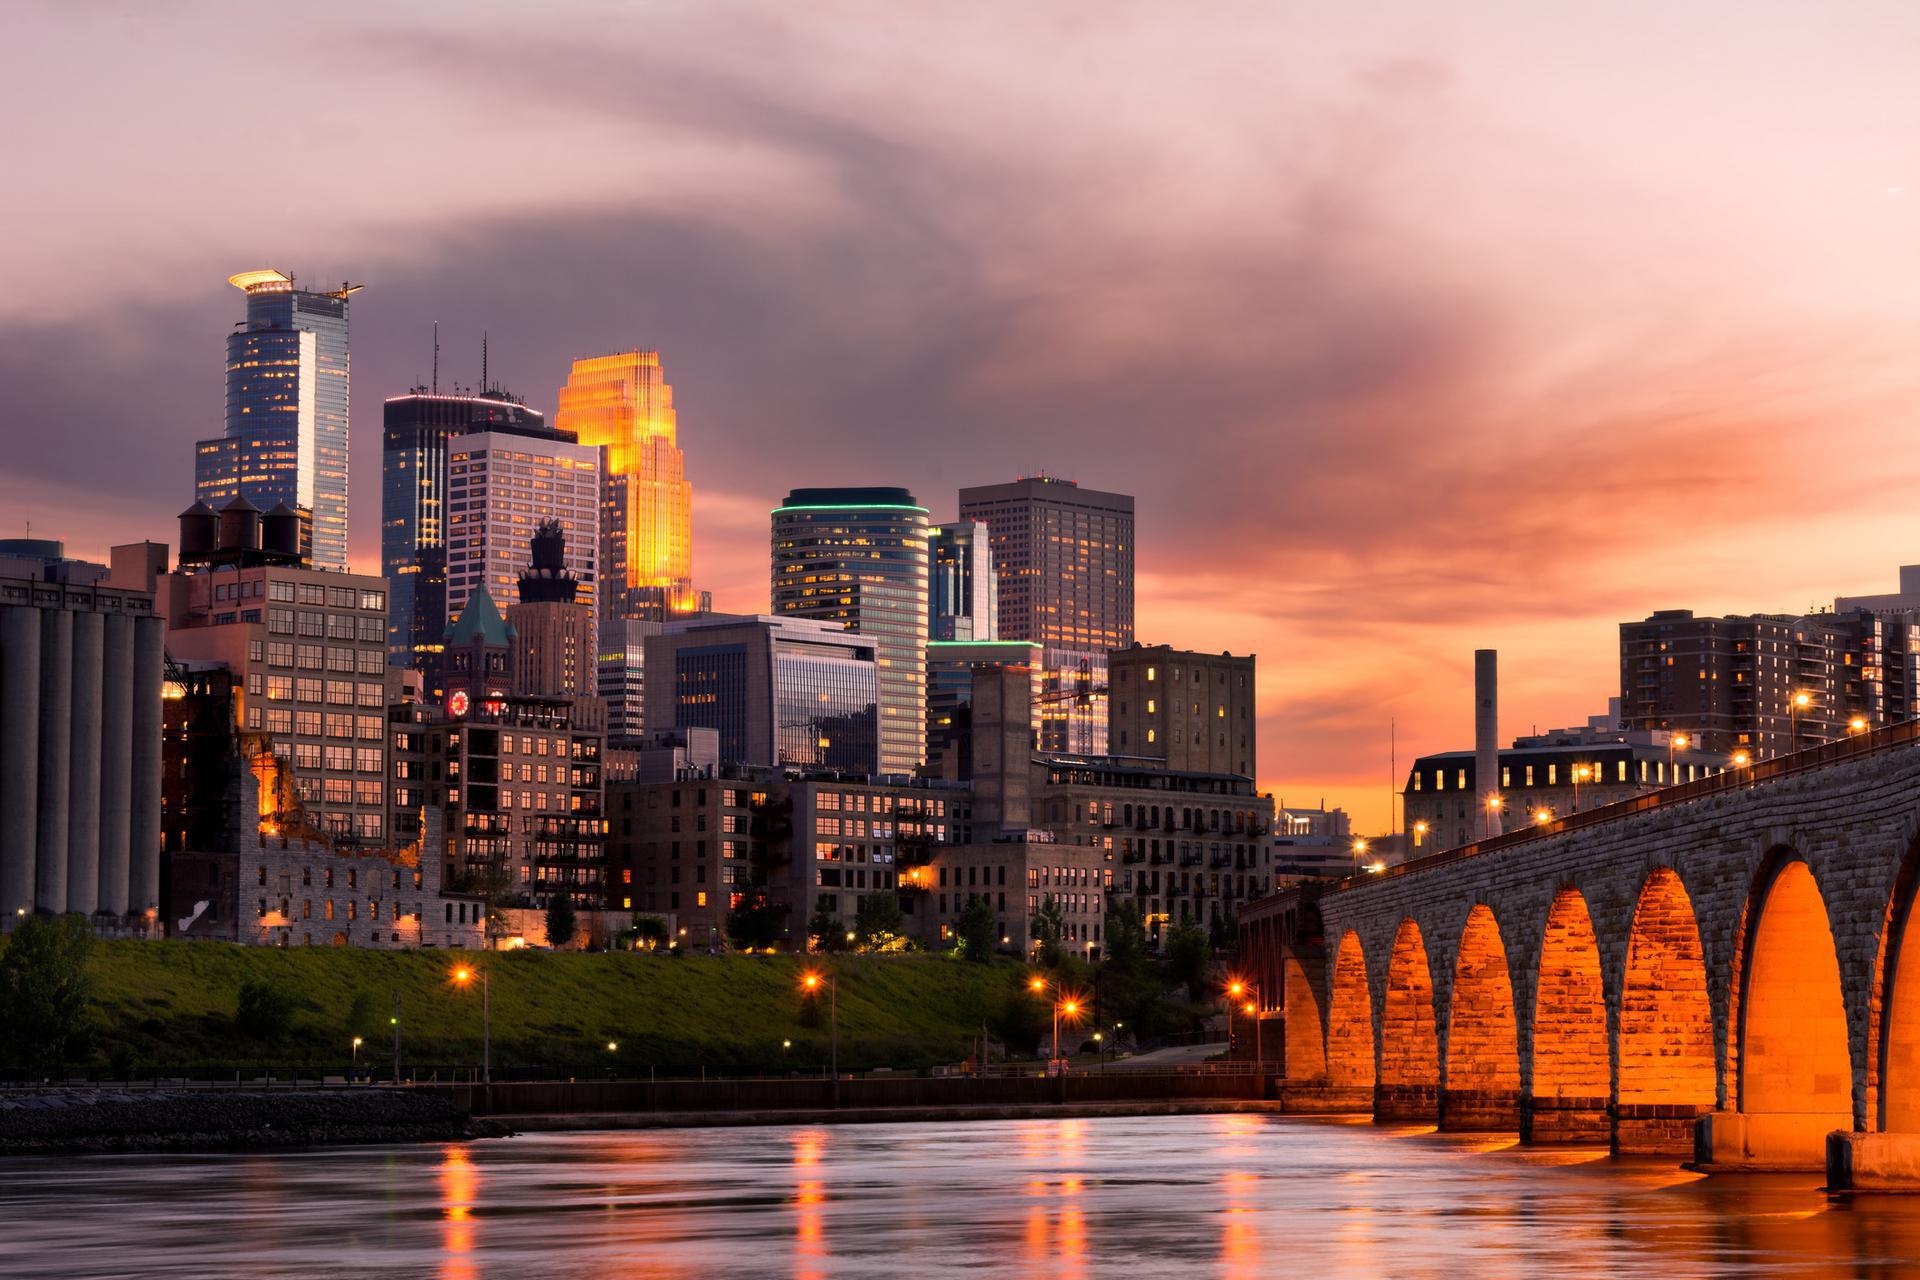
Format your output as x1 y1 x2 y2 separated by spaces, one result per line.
1340 717 1920 890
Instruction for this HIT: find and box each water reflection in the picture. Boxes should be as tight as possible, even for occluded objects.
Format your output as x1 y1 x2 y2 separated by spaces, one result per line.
3 1117 1920 1277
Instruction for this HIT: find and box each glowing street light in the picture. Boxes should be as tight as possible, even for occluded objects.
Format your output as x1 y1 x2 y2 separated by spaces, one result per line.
1790 691 1813 751
1533 808 1553 827
1732 749 1752 769
1029 975 1083 1070
1350 837 1369 874
1412 820 1429 849
802 970 838 1085
1484 794 1503 839
451 964 491 1097
1850 715 1869 736
351 1035 363 1074
1571 763 1593 813
1227 979 1263 1071
1669 732 1689 784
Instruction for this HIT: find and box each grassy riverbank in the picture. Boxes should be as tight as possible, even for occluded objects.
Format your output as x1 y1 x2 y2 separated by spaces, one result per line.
80 941 1034 1077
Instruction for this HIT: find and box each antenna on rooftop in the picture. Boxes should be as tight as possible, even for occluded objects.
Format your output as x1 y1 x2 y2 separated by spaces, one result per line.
482 332 489 394
432 321 440 395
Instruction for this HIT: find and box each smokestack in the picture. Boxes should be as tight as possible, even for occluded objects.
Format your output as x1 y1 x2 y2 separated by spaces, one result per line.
1475 649 1502 838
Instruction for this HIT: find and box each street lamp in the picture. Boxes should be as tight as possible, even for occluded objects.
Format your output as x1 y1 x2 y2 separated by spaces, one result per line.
1533 807 1553 827
1571 764 1592 813
1350 837 1369 874
1227 979 1262 1072
1029 975 1082 1070
802 970 838 1085
1732 749 1752 770
1850 715 1869 736
1483 794 1502 839
1669 732 1689 784
351 1035 363 1077
1412 820 1429 849
451 964 491 1099
1790 691 1812 752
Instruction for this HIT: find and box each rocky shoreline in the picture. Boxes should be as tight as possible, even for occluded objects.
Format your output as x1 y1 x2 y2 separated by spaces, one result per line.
0 1088 507 1155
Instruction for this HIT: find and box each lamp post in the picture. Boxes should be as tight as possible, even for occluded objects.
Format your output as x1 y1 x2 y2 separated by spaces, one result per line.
1850 715 1869 737
1790 691 1812 753
351 1035 363 1079
1669 732 1689 785
802 970 838 1096
1028 976 1081 1071
452 964 490 1102
1484 794 1502 839
1571 764 1591 814
1350 837 1369 875
1412 820 1428 850
391 991 402 1085
1227 980 1262 1073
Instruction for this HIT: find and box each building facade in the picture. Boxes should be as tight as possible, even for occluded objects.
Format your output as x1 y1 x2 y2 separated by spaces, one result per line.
506 521 596 703
925 640 1042 778
161 552 392 846
1108 644 1257 778
380 388 551 669
906 836 1111 958
643 614 880 774
957 475 1134 651
446 430 599 661
606 771 967 946
195 269 355 569
1402 731 1735 854
772 488 930 775
0 573 163 928
929 520 996 642
554 351 703 632
1620 608 1918 757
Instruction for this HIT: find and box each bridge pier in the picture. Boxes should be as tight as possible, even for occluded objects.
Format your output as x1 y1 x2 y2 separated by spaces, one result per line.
1692 1110 1841 1171
1438 1088 1519 1132
1826 1131 1920 1192
1614 1103 1711 1156
1520 1094 1610 1144
1375 1084 1439 1124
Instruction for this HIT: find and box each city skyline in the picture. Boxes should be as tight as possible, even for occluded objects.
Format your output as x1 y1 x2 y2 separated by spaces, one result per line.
10 4 1920 830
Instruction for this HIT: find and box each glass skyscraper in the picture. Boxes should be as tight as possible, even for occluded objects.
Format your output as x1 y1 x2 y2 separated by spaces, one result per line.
929 520 997 642
772 488 930 776
380 389 553 669
643 615 879 774
196 269 356 569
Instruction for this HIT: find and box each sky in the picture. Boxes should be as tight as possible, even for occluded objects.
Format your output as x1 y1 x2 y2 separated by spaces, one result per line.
7 1 1920 832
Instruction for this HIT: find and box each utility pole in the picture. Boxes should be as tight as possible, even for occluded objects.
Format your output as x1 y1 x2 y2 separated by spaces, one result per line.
391 989 401 1084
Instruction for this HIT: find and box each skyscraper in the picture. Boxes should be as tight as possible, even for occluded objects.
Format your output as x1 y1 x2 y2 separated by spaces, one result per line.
554 352 702 627
196 270 357 569
507 521 596 703
772 488 930 775
957 475 1134 649
381 389 552 670
958 476 1134 754
444 430 599 675
929 520 997 642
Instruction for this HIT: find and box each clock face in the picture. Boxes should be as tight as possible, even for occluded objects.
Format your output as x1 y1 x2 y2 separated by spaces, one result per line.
449 690 470 718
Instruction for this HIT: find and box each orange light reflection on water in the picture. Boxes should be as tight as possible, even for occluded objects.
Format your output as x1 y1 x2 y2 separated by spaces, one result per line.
437 1144 478 1280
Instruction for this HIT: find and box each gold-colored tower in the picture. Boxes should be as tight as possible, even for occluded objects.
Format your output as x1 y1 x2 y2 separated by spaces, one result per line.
554 351 701 625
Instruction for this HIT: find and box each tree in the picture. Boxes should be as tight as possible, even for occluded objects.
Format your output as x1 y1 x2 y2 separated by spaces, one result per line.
1208 906 1238 956
957 897 998 963
0 914 96 1076
1102 900 1148 980
544 892 579 950
234 978 302 1044
1030 895 1066 967
854 891 906 950
1164 921 1212 1000
805 903 846 952
728 888 789 950
630 914 670 949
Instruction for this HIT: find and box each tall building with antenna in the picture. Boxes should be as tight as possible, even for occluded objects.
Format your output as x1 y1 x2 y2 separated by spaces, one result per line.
195 269 359 569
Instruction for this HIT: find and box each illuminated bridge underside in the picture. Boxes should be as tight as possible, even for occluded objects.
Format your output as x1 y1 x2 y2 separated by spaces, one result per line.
1239 727 1920 1185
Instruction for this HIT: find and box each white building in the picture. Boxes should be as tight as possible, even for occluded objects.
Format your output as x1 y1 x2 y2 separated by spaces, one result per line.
447 432 599 646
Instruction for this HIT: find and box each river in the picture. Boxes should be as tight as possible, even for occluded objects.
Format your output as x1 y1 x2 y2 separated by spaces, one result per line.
4 1114 1918 1277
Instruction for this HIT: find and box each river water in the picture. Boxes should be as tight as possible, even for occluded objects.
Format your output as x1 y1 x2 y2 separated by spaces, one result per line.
5 1114 1919 1278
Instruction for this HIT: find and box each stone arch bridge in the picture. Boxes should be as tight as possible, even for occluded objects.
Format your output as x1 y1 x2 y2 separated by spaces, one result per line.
1239 723 1920 1189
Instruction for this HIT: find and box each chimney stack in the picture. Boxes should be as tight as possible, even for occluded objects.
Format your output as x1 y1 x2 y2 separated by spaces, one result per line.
1475 649 1502 838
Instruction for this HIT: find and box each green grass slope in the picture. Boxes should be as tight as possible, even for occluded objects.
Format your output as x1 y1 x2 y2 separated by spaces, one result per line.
84 941 1031 1077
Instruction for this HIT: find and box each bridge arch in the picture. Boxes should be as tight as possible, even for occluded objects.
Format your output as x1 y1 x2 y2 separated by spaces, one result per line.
1442 904 1520 1130
1378 917 1440 1121
1733 852 1852 1162
1325 929 1374 1094
1877 836 1920 1131
1527 887 1609 1142
1616 866 1715 1153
